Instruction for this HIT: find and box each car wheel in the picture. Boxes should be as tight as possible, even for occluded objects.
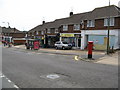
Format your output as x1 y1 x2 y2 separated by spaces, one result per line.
62 46 65 50
56 46 58 50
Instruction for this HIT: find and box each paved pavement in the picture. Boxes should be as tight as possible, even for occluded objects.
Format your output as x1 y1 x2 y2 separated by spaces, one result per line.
2 47 118 88
12 45 118 66
95 52 119 66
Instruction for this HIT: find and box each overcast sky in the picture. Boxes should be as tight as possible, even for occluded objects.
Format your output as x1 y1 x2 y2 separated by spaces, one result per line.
0 0 120 31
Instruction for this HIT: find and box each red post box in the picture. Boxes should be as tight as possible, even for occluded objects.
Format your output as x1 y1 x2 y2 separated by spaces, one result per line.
88 41 93 59
33 41 40 50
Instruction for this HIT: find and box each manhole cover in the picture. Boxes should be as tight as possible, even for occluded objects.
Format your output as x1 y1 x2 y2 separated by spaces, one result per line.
46 74 60 79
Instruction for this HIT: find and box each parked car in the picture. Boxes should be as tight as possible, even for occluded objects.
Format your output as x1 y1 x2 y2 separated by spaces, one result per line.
55 41 72 50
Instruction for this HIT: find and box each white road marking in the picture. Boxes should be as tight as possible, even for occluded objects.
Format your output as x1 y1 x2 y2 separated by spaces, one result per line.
5 77 8 80
8 80 12 83
13 85 19 88
0 75 5 78
0 72 19 89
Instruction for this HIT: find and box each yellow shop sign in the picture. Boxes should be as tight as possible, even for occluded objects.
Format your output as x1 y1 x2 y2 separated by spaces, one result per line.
61 34 74 37
42 37 44 40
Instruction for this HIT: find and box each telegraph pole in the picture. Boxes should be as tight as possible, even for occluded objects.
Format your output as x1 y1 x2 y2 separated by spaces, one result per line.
107 0 110 54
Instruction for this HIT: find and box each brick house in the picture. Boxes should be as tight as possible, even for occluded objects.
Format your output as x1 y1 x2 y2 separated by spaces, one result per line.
59 5 120 50
28 5 120 50
28 21 61 47
1 27 26 45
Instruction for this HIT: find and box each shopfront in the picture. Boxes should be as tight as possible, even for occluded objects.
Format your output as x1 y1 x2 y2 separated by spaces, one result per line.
34 36 43 47
47 35 56 48
60 33 81 48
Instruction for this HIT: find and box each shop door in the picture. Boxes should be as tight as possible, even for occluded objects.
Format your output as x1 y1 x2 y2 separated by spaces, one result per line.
77 38 81 47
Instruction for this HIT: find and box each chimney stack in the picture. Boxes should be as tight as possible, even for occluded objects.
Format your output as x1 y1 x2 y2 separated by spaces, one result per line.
42 21 45 24
70 12 73 16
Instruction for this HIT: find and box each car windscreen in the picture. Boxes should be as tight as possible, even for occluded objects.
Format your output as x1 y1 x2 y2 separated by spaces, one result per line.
63 42 68 44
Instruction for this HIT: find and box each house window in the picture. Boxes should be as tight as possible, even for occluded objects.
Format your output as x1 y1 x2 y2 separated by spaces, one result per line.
87 20 95 27
41 31 44 35
104 18 115 26
36 31 39 35
63 25 68 31
47 29 50 33
30 32 32 36
55 29 58 33
32 32 34 36
51 28 55 33
74 24 80 30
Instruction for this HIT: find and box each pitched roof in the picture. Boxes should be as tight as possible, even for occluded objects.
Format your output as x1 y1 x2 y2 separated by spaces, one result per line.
85 5 120 20
28 22 55 32
1 27 22 33
29 5 120 32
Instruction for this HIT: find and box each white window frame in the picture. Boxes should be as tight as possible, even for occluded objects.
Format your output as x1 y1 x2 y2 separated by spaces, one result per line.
41 31 44 35
47 29 50 33
63 25 68 31
87 20 95 27
55 29 58 33
104 17 115 26
104 18 108 26
74 24 80 30
36 31 39 35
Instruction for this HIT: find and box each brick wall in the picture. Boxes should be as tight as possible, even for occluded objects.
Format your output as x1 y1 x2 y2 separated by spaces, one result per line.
61 17 120 33
84 17 120 30
13 40 26 45
12 33 25 38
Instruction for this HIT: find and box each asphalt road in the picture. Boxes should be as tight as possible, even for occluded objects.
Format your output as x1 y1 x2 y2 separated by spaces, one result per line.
2 47 118 88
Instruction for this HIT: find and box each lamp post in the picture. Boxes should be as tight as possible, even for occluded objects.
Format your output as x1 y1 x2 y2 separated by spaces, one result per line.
106 0 110 54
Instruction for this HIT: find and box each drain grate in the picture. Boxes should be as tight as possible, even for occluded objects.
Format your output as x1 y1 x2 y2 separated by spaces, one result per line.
46 74 60 79
40 73 69 80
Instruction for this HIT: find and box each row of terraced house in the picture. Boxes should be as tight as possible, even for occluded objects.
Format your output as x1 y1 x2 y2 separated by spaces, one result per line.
1 5 120 50
27 5 120 50
0 26 26 45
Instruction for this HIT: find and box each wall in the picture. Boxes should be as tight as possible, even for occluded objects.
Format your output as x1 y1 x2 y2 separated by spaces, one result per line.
81 29 119 50
13 40 26 45
12 33 25 38
84 17 120 30
88 35 116 50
